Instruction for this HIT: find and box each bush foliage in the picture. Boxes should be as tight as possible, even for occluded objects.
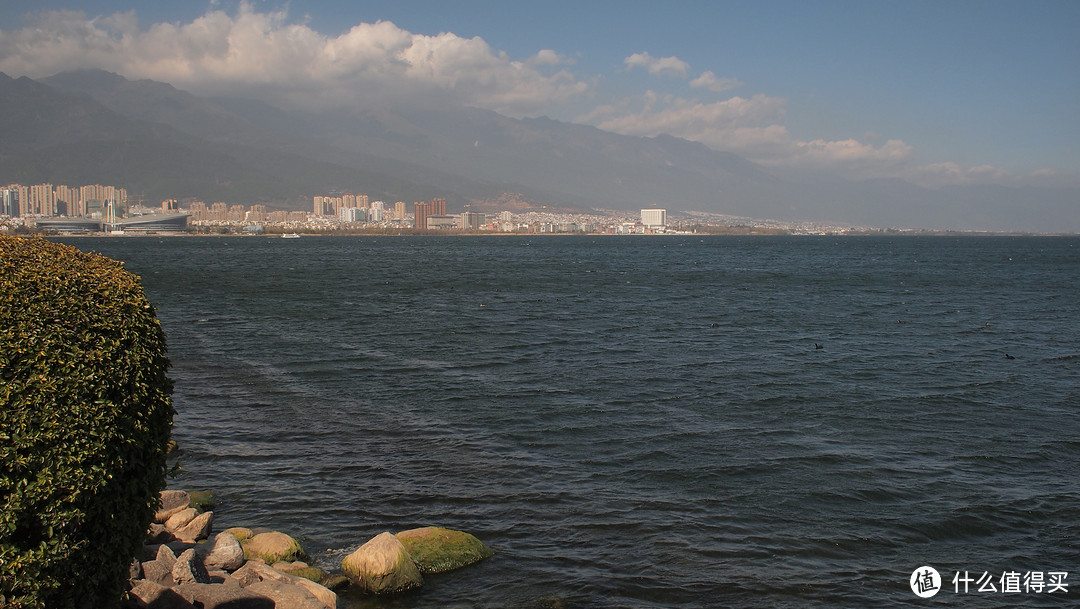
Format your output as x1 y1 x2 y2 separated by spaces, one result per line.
0 236 174 608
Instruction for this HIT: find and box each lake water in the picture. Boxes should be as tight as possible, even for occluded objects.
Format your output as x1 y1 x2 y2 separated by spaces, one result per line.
61 235 1080 608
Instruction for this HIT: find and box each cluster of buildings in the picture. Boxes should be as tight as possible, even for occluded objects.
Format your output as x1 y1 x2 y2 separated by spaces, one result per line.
0 180 684 234
2 183 128 218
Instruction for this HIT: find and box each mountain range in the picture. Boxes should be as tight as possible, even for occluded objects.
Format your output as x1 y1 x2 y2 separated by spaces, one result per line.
1 69 1077 232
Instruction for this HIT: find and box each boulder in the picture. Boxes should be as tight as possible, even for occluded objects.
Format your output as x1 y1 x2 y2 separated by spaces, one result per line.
232 561 337 609
129 580 196 609
156 544 178 567
275 564 327 584
223 527 254 542
395 526 493 574
320 573 351 591
156 490 191 523
245 580 325 609
140 559 174 587
147 523 173 544
175 580 275 609
241 531 306 564
174 511 214 543
172 549 211 585
341 532 423 595
187 490 219 512
196 532 246 572
165 508 198 533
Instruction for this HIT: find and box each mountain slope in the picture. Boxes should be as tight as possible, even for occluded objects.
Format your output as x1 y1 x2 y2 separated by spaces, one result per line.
7 70 1080 231
1 72 485 206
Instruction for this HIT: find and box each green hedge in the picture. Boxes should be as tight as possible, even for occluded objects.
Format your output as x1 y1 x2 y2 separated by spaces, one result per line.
0 236 174 609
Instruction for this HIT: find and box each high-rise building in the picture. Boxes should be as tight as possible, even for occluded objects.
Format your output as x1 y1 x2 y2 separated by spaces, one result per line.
189 201 208 223
247 204 268 222
210 202 229 222
430 197 446 216
414 201 430 229
461 211 486 230
0 188 18 217
394 201 406 220
641 208 667 228
28 184 56 216
227 205 246 222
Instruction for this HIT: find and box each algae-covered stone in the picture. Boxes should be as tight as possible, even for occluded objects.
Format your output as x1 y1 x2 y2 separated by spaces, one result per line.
341 532 423 594
273 562 326 584
223 527 254 542
242 531 307 564
320 573 350 591
394 526 493 574
188 490 219 512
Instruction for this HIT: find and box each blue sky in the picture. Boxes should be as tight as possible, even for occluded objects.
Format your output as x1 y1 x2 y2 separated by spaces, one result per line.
1 0 1077 187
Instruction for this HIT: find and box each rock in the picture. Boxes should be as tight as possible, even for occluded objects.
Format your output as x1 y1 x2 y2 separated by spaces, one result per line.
395 526 494 574
232 561 337 609
175 580 275 609
241 531 306 564
187 490 219 512
140 559 174 587
320 573 351 591
147 523 173 544
156 544 178 567
174 511 214 543
341 532 423 595
245 580 325 609
164 508 198 533
156 490 191 523
129 580 197 609
129 557 143 581
277 565 326 584
223 527 254 542
172 549 211 585
195 532 246 572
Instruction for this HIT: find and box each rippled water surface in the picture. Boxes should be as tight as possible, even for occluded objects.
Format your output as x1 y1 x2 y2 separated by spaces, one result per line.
62 235 1080 607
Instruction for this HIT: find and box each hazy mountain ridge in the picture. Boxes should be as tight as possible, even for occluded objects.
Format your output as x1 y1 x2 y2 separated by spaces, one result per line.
4 70 1078 231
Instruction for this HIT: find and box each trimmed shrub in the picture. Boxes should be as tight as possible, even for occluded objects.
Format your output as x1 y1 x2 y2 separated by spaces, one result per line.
0 236 174 609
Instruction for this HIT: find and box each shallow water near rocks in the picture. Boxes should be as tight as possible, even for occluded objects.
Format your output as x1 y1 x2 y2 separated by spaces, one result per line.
63 235 1080 608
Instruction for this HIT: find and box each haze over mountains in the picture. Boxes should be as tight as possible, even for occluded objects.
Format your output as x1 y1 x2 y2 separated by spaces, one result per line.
2 69 1077 232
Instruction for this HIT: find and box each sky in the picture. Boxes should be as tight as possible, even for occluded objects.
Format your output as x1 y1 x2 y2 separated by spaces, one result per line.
0 0 1077 189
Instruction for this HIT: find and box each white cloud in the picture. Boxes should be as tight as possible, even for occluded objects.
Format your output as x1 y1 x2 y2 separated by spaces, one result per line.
0 4 589 116
690 70 742 92
576 91 1032 186
0 5 1050 188
624 51 690 78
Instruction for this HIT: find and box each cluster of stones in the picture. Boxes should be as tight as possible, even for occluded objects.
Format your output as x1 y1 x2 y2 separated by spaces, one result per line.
125 490 493 607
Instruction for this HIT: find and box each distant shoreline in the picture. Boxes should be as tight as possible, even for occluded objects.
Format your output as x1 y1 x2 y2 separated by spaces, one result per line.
39 229 1080 238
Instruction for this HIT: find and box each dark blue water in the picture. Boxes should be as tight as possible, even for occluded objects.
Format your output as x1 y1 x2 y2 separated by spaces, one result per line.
61 235 1080 608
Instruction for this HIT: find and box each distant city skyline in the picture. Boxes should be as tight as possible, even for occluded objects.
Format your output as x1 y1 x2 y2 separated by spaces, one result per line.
0 0 1076 194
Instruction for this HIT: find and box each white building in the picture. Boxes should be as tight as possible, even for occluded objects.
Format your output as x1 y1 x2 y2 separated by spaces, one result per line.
641 208 667 228
340 207 366 222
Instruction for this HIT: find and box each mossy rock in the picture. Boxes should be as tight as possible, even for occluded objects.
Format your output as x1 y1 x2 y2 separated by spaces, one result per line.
394 527 493 574
280 565 327 583
341 532 423 595
187 490 218 513
320 573 351 591
241 531 307 564
223 527 254 542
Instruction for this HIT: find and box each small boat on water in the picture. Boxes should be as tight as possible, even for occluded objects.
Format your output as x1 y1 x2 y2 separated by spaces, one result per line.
281 233 301 239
